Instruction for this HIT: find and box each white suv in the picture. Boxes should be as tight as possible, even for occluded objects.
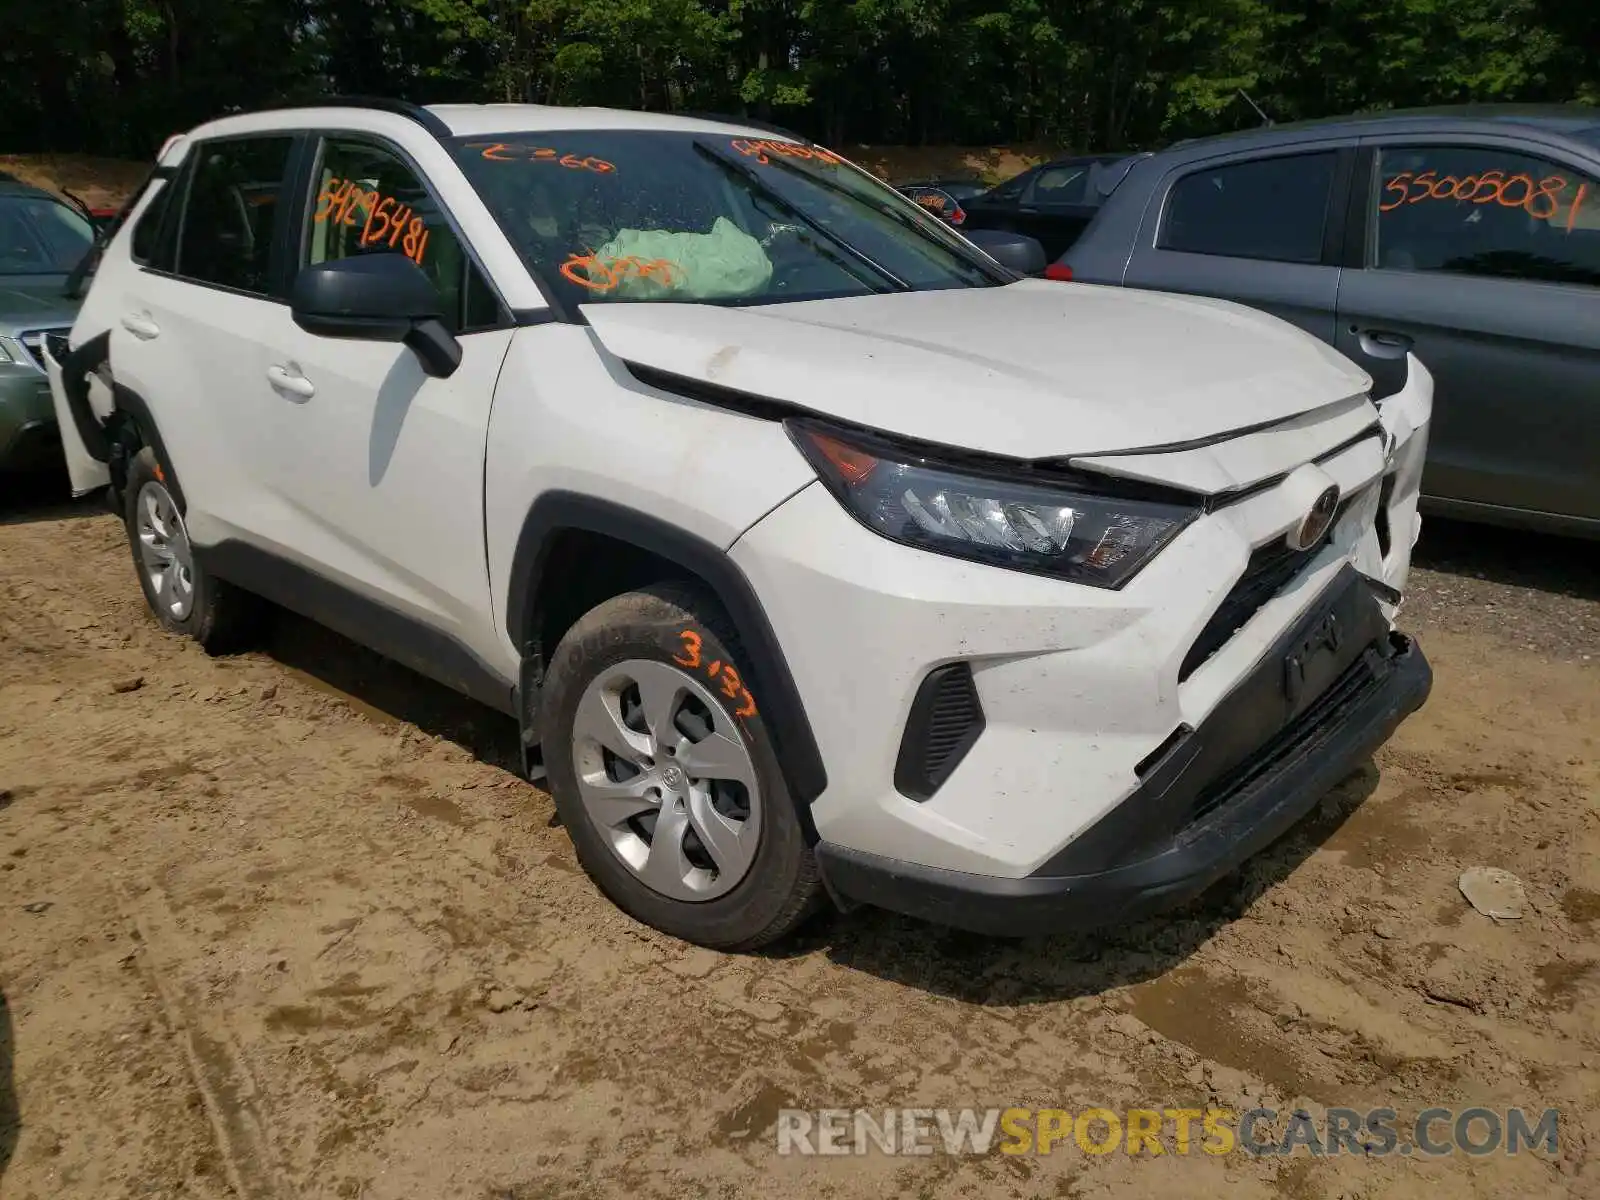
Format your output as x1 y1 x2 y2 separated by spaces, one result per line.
48 100 1435 949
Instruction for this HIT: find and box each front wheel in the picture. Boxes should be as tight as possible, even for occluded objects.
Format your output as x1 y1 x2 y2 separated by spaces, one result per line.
539 584 821 949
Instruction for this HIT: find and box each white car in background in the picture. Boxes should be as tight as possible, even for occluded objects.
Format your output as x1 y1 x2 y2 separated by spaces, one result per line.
47 99 1434 948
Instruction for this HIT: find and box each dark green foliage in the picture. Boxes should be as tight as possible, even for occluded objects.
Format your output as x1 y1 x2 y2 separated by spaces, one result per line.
1 0 1593 159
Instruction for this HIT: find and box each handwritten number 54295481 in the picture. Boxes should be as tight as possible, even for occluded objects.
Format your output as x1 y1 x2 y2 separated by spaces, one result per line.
673 629 758 720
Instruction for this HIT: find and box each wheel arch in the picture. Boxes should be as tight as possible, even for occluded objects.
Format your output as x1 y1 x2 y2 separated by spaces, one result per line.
56 330 186 511
508 491 828 837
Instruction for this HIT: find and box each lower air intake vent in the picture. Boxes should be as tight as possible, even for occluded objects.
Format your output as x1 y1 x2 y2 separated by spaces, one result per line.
894 663 986 802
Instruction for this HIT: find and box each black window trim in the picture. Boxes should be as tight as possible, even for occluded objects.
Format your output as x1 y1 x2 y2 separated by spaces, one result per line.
1153 142 1353 267
129 172 181 269
1354 131 1600 284
294 128 517 335
144 129 306 305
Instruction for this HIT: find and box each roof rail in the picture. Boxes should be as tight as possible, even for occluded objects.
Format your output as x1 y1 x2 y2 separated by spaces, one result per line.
246 95 454 141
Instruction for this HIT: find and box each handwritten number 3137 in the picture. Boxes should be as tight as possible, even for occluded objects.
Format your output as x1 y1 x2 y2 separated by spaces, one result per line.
673 630 758 720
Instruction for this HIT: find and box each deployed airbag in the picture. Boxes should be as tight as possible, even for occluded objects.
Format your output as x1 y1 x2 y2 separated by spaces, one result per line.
592 217 773 300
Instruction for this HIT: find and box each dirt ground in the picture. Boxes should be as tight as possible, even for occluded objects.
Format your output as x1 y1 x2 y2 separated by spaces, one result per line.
0 155 152 211
0 478 1596 1200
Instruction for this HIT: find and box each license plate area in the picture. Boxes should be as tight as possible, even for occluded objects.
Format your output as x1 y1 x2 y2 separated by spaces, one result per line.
1168 567 1390 819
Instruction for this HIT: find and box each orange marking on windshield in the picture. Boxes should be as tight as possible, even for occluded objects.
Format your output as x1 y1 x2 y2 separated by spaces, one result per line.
730 138 843 167
468 143 615 173
559 252 680 293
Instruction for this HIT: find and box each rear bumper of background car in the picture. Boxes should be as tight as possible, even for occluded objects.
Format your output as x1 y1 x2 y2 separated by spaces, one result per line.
813 572 1432 936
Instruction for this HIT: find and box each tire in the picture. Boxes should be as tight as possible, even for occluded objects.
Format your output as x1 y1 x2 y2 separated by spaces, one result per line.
540 583 822 949
123 446 261 654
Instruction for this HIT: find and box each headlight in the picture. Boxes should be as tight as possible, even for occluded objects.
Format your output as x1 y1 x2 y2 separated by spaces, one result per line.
789 421 1201 588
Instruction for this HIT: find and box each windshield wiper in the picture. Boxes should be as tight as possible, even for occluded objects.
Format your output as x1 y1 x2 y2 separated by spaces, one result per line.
749 149 1009 281
748 147 998 262
692 140 908 293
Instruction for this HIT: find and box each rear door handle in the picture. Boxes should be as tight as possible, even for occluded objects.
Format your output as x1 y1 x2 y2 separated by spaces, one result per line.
120 313 160 341
266 363 316 401
1356 327 1414 360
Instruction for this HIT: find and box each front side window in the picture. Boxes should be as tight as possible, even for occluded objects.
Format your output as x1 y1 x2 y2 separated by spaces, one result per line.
451 131 1009 310
1371 145 1600 286
1160 152 1338 264
306 137 502 331
0 193 94 276
173 136 294 294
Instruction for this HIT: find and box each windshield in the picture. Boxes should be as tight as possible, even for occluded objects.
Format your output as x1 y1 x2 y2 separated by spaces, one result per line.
0 194 94 276
451 130 1010 309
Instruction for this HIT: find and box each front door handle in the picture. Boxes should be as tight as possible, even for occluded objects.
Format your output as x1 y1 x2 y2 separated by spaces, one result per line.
266 363 316 401
1356 327 1414 360
120 313 160 341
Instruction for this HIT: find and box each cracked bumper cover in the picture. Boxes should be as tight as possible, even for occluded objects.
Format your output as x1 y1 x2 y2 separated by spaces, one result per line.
814 568 1433 936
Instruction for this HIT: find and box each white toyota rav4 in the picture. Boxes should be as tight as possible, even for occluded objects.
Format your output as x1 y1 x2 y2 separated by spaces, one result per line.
47 100 1435 949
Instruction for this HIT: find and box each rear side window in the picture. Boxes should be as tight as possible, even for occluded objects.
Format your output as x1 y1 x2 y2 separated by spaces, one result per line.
173 136 294 294
1029 165 1090 207
306 137 504 332
1160 152 1338 264
131 180 173 265
1371 145 1600 286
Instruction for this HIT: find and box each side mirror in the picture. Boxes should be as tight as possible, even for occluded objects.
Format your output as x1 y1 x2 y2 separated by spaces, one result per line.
290 254 462 379
963 229 1048 277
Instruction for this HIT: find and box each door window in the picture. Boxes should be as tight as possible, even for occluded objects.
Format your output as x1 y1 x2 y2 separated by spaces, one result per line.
173 136 295 294
1160 152 1337 264
1028 165 1090 207
306 138 503 331
1371 146 1600 286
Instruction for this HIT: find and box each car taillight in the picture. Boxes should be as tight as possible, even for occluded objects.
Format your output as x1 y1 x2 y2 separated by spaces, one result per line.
950 207 966 225
1044 263 1074 282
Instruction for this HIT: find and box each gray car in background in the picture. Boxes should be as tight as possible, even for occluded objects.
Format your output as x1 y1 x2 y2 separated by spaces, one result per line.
1064 105 1600 537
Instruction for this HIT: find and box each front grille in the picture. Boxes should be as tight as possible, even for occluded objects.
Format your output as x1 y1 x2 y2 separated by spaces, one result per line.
1178 495 1358 682
894 663 985 802
1185 645 1381 827
17 327 70 371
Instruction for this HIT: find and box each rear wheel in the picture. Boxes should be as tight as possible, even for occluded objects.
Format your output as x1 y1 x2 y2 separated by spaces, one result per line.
540 584 821 949
123 447 261 653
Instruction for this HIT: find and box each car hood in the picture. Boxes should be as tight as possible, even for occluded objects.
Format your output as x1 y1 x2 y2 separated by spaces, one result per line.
581 279 1371 459
0 280 80 337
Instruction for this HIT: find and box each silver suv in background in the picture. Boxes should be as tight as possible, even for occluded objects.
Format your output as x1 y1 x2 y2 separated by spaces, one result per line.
1063 105 1600 538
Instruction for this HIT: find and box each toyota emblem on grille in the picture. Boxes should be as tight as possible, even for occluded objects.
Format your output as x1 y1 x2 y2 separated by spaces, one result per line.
1287 485 1341 551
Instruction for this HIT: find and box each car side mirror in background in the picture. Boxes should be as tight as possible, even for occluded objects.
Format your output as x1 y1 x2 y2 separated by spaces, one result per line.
290 254 462 379
962 229 1049 277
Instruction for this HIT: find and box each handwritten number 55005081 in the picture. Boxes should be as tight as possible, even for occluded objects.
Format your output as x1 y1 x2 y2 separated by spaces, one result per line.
1380 169 1589 230
673 630 758 720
